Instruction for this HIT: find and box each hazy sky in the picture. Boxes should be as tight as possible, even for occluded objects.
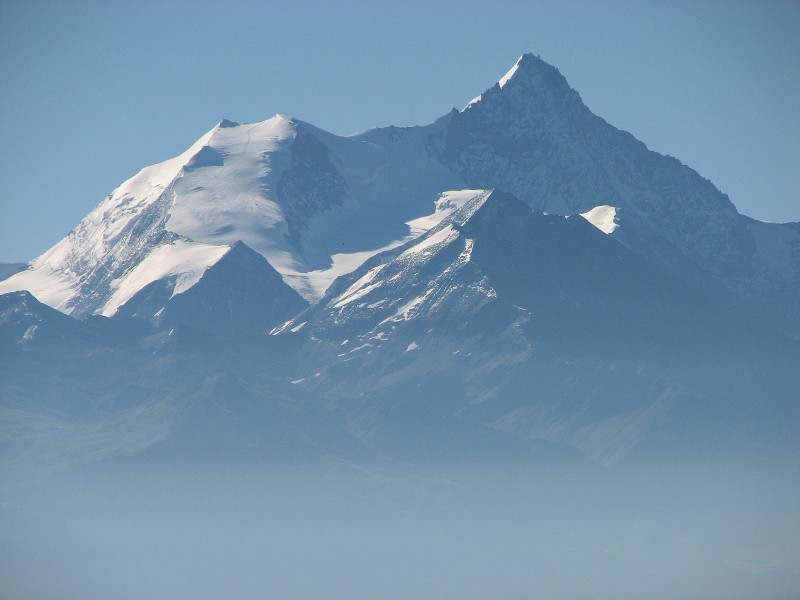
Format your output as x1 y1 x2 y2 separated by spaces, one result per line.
1 0 798 262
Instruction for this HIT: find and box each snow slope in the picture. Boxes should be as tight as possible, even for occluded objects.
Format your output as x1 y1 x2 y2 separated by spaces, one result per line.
0 117 461 316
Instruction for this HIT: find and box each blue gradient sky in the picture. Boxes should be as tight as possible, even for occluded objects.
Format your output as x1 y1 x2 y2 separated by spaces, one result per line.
1 0 798 262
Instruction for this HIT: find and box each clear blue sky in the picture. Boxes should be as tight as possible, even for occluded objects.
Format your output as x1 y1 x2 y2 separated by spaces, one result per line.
1 0 798 262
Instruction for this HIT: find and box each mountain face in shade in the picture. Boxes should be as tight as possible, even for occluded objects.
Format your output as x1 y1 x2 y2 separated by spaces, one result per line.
116 241 307 339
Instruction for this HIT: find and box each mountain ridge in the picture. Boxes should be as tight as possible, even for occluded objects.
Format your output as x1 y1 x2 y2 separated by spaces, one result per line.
271 187 799 465
1 53 798 333
2 52 799 600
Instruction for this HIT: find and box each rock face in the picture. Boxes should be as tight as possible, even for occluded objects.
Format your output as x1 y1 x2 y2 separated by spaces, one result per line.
430 54 800 328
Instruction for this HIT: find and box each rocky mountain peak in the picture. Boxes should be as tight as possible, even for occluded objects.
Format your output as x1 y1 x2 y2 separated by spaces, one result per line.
462 52 582 117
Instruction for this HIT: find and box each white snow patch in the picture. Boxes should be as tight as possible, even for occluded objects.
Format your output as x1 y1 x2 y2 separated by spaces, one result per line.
581 205 619 234
270 319 294 335
406 190 485 237
460 238 475 262
162 116 322 300
167 116 297 249
346 343 372 354
294 241 400 301
0 262 76 312
400 225 459 258
21 325 37 342
332 264 388 309
381 289 434 325
302 191 486 300
462 95 482 111
498 55 523 88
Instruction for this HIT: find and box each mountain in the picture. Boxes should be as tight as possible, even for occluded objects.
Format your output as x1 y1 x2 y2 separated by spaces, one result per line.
0 288 364 483
1 54 797 333
115 241 308 338
1 50 797 466
0 116 460 322
278 189 800 465
2 53 800 600
431 54 800 329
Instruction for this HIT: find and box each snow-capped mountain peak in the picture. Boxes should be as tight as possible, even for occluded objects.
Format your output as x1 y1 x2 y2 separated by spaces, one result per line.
1 53 797 333
0 115 304 318
498 53 562 88
463 53 577 113
0 111 462 319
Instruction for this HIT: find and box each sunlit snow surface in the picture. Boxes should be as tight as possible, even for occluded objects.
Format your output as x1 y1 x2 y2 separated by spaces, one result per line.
580 205 620 234
0 116 466 313
406 190 481 236
167 116 296 249
462 94 482 111
498 54 523 88
0 124 219 313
